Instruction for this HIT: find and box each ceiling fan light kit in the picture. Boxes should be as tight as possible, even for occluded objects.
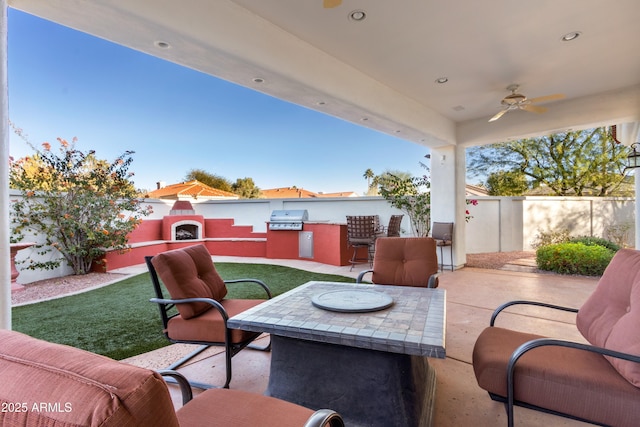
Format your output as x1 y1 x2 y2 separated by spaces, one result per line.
489 84 564 122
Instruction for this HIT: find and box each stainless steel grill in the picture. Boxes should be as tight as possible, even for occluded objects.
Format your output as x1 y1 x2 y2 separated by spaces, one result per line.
269 209 309 231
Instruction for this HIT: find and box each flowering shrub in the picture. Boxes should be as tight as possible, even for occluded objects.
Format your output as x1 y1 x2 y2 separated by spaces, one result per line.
10 133 152 275
465 199 478 222
378 174 431 237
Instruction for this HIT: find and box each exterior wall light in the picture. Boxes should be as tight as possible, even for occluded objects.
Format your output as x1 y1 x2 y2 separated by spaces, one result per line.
624 143 640 172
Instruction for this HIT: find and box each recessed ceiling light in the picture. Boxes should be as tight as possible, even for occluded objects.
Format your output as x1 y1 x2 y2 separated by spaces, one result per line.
349 10 366 22
154 41 170 49
561 31 581 42
252 77 265 83
435 77 448 84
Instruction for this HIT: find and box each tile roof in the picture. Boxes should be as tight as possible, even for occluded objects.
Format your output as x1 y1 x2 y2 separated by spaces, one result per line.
261 187 358 198
261 187 319 198
144 180 239 200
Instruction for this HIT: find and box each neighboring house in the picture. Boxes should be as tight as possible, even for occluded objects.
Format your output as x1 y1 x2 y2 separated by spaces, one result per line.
465 184 489 197
261 187 358 198
144 180 239 200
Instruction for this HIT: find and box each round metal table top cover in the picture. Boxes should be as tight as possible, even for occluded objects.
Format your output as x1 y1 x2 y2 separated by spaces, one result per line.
311 289 394 313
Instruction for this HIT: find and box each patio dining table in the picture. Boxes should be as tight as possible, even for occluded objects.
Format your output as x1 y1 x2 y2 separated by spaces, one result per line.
228 281 446 427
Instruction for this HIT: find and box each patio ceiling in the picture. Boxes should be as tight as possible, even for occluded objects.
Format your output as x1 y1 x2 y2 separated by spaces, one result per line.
8 0 640 148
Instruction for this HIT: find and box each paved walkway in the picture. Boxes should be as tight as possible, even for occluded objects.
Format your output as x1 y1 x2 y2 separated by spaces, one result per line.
121 256 598 427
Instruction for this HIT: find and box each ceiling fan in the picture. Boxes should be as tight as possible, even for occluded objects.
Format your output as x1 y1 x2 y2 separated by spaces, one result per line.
488 84 565 122
323 0 342 8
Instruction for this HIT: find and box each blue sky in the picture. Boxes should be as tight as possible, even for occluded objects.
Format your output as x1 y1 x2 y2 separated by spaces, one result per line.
7 9 429 194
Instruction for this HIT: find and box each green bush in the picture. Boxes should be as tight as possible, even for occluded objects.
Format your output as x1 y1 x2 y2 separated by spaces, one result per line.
569 236 620 252
536 243 614 276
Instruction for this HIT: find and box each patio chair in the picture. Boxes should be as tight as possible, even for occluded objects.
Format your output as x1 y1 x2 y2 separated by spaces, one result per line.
472 248 640 427
0 329 345 427
386 214 403 237
356 237 439 288
146 244 272 389
431 222 453 271
346 215 377 271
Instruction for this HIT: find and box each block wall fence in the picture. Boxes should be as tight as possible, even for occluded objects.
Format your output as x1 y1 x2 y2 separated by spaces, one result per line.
9 190 635 283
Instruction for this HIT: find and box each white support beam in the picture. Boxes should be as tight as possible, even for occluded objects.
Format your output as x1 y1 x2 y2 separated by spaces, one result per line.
1 0 11 329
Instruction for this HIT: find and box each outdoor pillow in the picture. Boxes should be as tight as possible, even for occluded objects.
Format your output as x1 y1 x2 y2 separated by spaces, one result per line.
152 244 227 319
577 248 640 388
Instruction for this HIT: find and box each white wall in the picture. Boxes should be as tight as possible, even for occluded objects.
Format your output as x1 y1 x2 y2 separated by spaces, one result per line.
9 190 636 282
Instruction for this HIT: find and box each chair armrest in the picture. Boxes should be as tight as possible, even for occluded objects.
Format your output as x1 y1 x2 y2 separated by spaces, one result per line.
490 300 579 326
224 278 272 298
427 273 439 289
158 369 193 406
303 409 345 427
356 269 373 283
505 338 640 427
150 297 228 320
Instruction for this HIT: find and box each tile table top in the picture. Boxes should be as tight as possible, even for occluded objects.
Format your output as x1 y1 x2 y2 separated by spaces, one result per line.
228 281 446 358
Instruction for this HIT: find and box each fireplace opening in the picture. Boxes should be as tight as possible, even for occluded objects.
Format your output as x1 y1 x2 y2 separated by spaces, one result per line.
171 220 202 240
175 224 198 240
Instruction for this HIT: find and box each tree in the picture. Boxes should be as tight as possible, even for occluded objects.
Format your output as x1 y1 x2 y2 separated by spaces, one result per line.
185 168 233 192
10 136 152 275
378 173 431 237
467 128 630 196
363 168 375 194
485 170 529 196
232 177 262 198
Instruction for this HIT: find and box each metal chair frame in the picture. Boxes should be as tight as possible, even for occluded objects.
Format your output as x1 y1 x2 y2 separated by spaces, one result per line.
145 255 271 389
488 300 640 427
431 222 454 271
356 237 439 288
346 215 377 271
386 214 403 237
159 370 345 427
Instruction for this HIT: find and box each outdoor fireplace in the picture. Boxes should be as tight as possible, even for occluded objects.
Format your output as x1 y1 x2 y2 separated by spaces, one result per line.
162 200 205 241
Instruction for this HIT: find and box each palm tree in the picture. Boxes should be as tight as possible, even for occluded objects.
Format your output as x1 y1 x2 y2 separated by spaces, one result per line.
363 168 374 189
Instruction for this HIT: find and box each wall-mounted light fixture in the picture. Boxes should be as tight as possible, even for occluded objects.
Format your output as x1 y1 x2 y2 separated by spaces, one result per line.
623 143 640 173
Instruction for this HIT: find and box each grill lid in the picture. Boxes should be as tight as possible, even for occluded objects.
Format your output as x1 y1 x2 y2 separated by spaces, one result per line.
269 210 308 230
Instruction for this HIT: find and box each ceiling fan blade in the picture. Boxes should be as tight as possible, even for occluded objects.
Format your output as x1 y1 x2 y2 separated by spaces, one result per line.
323 0 342 8
521 104 547 114
489 109 509 122
528 93 565 104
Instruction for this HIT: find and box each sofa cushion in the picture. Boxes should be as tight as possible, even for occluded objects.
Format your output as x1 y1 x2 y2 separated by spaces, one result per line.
177 388 315 427
0 329 179 427
473 326 640 427
152 244 227 319
577 248 640 387
371 237 439 287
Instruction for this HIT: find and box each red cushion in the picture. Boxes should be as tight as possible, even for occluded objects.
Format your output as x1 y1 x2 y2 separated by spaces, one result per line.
577 248 640 387
152 244 227 319
177 388 314 427
371 237 439 287
0 330 179 427
473 326 640 427
167 299 266 343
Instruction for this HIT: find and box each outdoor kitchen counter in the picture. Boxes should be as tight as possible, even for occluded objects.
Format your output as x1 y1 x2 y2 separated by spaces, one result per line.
228 281 446 427
265 222 351 266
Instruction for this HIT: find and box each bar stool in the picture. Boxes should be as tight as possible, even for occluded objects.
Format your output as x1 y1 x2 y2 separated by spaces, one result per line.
432 222 454 271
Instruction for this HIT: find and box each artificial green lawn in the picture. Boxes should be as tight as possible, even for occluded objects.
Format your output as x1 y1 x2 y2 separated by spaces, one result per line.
12 263 355 360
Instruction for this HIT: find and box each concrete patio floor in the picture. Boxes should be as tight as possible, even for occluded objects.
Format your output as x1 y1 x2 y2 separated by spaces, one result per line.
121 257 598 427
